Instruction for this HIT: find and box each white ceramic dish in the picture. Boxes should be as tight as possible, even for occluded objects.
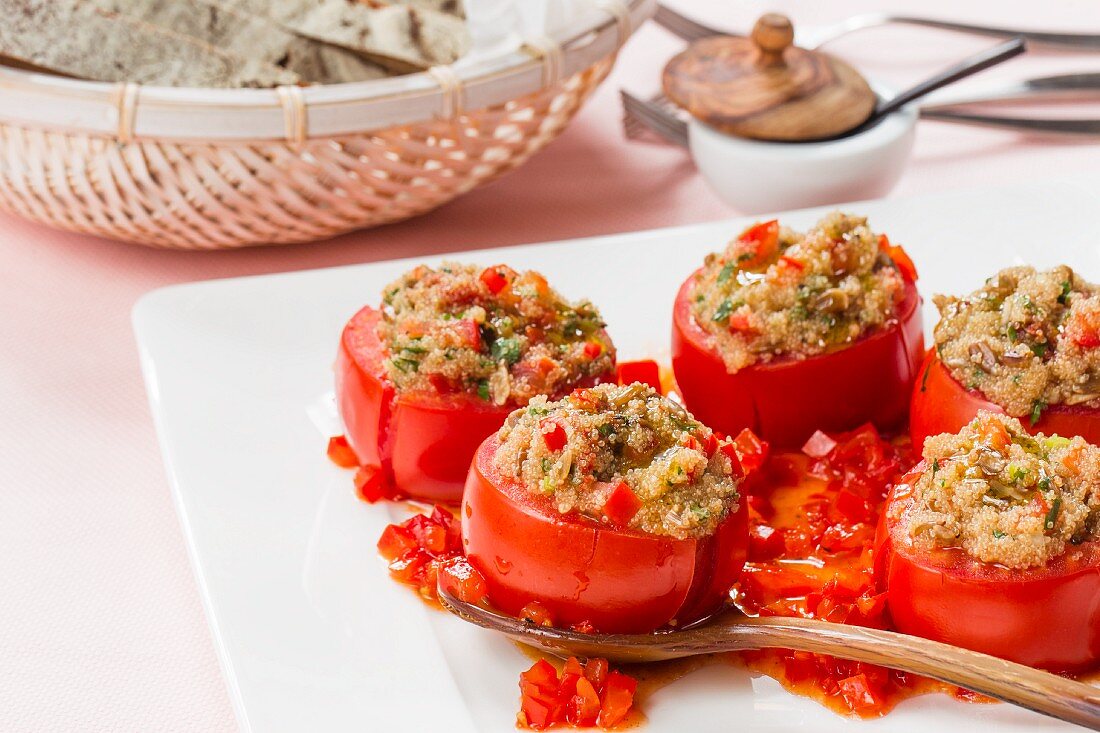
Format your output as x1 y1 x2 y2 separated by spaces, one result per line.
689 82 917 214
134 177 1100 733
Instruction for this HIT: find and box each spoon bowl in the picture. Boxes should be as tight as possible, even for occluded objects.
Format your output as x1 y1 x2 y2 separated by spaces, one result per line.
439 581 1100 730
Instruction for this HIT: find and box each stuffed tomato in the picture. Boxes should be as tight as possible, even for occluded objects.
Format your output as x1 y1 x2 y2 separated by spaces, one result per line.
462 383 756 633
672 213 924 448
336 263 615 503
911 265 1100 450
876 412 1100 672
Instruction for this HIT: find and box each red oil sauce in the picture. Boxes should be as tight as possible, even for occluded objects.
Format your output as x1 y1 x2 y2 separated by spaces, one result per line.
732 427 980 717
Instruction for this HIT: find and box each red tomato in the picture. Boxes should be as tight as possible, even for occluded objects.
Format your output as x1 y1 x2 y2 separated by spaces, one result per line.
462 434 749 633
336 306 613 503
909 349 1100 450
875 465 1100 672
672 272 924 448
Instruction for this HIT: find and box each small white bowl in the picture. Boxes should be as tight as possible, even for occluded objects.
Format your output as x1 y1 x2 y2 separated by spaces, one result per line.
689 83 917 214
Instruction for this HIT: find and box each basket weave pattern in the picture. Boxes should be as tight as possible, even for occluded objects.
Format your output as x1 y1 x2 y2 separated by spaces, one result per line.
0 59 611 249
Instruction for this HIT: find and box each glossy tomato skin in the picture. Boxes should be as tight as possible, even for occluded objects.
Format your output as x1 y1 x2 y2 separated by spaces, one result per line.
671 272 924 448
876 465 1100 672
336 306 613 503
910 349 1100 451
462 435 749 633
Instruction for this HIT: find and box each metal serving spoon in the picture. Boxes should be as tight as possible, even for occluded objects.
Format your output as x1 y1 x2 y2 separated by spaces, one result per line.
438 583 1100 730
653 2 1100 51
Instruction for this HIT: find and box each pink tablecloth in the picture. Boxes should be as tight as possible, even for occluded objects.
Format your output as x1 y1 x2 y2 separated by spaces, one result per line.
3 1 1099 730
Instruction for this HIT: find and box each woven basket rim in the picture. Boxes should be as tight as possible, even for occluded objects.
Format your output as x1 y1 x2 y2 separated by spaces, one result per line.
0 0 652 142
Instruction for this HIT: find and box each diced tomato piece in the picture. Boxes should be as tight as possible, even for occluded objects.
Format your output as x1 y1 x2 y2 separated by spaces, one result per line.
734 220 780 270
387 549 431 584
479 266 509 294
748 523 786 561
326 435 359 468
699 431 719 457
782 651 819 683
561 657 585 679
838 672 884 713
571 619 596 635
354 465 391 503
975 416 1011 451
454 319 482 349
521 658 559 692
438 556 488 605
855 591 887 620
1066 308 1100 348
376 524 417 562
597 670 638 727
520 601 555 627
584 658 609 693
727 428 769 474
567 676 602 726
601 481 642 526
405 514 448 554
679 434 702 452
878 234 918 283
539 418 568 452
519 659 563 730
834 486 873 523
727 311 755 334
430 505 462 553
778 255 804 271
801 430 837 459
615 360 662 392
583 341 603 359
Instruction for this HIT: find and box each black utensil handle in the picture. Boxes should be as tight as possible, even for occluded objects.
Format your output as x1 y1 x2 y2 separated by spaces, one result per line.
877 37 1027 117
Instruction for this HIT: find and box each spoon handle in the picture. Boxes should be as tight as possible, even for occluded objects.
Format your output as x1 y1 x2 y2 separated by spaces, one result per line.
875 36 1027 118
721 616 1100 730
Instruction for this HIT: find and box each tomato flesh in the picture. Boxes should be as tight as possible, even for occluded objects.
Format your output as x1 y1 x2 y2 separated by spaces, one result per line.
325 435 359 468
876 464 1100 672
336 306 613 503
672 273 924 448
376 505 476 601
463 434 749 634
909 349 1100 450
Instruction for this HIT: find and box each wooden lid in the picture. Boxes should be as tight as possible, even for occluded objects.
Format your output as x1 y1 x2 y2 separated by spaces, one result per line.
662 14 876 142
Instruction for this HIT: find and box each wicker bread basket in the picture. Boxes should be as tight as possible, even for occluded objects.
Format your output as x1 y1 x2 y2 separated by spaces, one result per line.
0 0 652 249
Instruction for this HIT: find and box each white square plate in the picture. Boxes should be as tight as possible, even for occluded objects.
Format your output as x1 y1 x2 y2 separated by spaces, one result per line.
134 177 1100 733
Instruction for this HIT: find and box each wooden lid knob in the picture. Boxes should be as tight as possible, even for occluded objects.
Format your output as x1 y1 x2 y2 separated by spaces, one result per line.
752 13 794 66
662 13 876 141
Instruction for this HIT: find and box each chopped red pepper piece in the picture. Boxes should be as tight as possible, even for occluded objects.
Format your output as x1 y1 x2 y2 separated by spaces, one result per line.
568 677 601 726
326 435 359 468
734 220 780 270
583 341 603 359
539 418 568 452
601 481 642 526
479 266 509 294
615 360 662 392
